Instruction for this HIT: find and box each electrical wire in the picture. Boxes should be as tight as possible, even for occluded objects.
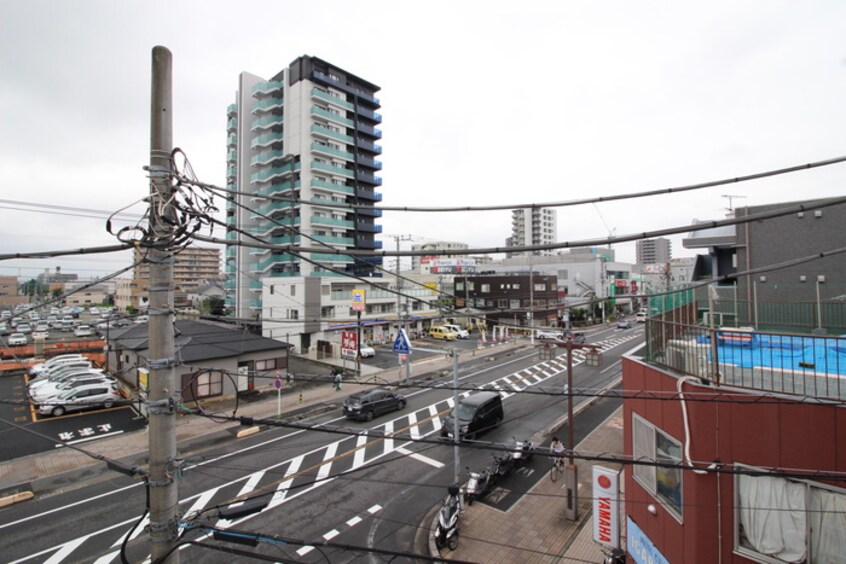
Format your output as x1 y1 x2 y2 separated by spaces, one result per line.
177 153 846 213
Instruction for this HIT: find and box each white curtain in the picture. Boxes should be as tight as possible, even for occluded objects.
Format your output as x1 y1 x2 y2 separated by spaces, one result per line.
809 487 846 563
738 474 806 562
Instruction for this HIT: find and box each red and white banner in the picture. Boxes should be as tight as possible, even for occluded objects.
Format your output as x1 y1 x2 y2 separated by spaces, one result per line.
592 466 621 549
341 330 358 353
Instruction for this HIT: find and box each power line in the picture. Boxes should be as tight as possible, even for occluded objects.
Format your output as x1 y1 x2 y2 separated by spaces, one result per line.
196 195 846 257
178 153 846 213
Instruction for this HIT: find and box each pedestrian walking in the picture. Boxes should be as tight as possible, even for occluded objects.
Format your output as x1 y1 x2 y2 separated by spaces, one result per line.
333 370 343 391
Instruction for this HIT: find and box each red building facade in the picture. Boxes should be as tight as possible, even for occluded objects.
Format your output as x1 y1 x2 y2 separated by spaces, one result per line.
623 357 846 562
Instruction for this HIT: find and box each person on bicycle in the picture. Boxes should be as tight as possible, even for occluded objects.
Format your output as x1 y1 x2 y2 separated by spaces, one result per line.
550 436 565 466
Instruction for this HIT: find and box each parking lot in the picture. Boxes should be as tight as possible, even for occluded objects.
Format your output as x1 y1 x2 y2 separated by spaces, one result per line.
0 370 145 462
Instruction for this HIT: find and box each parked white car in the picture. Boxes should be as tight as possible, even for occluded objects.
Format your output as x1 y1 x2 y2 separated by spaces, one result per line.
74 325 93 337
443 324 470 339
31 374 115 404
29 354 89 376
8 333 27 346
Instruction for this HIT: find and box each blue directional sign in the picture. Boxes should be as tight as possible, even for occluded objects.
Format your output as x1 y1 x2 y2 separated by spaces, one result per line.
392 329 412 355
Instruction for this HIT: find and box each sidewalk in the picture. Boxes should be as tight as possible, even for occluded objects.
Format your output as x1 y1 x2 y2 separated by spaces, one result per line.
436 406 625 563
0 339 528 500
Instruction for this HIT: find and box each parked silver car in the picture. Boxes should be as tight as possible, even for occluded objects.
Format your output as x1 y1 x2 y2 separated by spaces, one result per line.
38 382 123 417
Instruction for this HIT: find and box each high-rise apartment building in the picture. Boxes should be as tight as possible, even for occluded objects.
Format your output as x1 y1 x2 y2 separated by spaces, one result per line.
636 237 672 264
510 208 557 256
225 55 383 318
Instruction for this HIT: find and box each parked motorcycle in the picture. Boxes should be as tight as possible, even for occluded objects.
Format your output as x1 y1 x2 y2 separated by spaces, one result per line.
434 484 461 550
491 452 514 482
466 465 494 505
512 436 535 466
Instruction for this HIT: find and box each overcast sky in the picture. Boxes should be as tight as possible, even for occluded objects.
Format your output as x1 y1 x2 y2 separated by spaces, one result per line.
2 1 845 280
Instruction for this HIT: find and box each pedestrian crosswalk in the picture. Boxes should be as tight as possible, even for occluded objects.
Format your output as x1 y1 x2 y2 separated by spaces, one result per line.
16 332 642 563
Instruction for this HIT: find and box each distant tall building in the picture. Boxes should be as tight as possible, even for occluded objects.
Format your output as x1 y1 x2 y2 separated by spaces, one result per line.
225 55 383 319
636 238 672 264
510 208 557 256
133 246 221 308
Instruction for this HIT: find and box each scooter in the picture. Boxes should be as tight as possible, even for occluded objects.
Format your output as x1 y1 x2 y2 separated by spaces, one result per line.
465 465 493 505
434 484 461 551
512 436 535 466
491 452 514 483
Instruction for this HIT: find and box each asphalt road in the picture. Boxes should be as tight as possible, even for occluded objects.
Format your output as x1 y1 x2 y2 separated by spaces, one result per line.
0 325 644 563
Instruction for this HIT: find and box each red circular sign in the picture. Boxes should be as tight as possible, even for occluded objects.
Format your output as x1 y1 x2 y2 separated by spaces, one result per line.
597 475 612 489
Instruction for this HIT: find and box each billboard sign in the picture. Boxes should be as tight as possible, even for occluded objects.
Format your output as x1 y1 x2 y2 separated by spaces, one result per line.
431 259 476 274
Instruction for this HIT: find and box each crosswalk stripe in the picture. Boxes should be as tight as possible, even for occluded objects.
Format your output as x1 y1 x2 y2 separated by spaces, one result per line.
317 442 339 481
268 455 303 509
408 412 420 439
353 432 368 468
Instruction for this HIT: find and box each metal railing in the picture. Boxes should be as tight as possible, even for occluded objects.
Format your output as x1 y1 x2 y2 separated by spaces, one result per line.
646 318 846 401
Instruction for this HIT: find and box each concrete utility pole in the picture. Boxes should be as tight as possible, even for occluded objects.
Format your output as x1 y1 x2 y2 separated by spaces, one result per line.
552 338 599 522
148 46 179 563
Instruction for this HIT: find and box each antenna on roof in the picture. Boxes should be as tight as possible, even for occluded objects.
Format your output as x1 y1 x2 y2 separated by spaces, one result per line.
722 194 746 212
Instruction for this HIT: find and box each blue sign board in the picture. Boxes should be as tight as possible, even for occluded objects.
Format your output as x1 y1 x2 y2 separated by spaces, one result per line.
626 517 670 564
392 329 412 354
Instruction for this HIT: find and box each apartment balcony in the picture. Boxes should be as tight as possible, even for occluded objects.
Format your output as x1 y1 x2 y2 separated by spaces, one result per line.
249 299 262 310
311 253 355 264
355 122 382 139
311 160 353 178
356 207 383 218
251 81 284 96
311 124 354 145
254 180 300 199
227 118 237 132
313 234 354 246
310 87 354 111
356 106 382 122
251 200 296 219
356 139 382 155
251 150 296 167
248 218 300 237
311 178 354 195
227 103 237 117
227 134 237 148
311 70 379 105
251 162 297 184
355 238 383 250
250 253 297 273
227 150 237 162
355 155 382 170
311 142 353 161
356 188 382 202
250 132 284 150
355 221 382 233
311 216 354 229
249 280 263 292
310 106 354 128
356 171 382 186
226 167 237 179
252 96 284 114
251 114 284 132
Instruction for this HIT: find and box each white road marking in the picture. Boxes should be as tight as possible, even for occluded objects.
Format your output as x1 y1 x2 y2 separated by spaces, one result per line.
396 446 445 468
346 516 362 527
323 529 340 540
353 432 368 468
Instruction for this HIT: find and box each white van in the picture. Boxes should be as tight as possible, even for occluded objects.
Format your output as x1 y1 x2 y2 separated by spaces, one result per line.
442 324 470 339
635 311 648 323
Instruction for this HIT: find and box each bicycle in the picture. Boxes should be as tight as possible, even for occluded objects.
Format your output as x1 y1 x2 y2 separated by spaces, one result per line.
550 455 565 482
